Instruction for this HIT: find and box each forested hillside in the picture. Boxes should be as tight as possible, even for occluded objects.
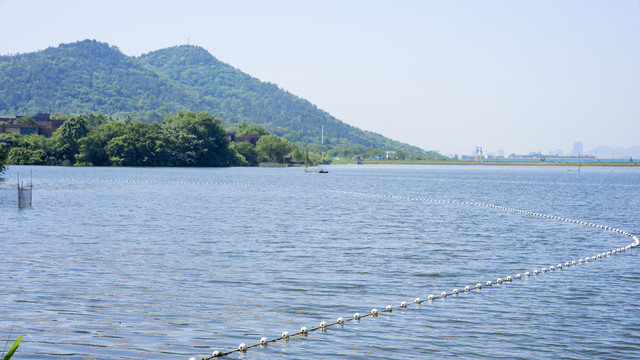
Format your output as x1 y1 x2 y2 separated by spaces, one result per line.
0 40 436 157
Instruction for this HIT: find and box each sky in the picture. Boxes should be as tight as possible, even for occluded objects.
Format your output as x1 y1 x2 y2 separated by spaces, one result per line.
1 0 638 156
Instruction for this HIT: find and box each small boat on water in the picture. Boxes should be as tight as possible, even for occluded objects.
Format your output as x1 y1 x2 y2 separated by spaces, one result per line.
304 148 329 173
305 167 328 173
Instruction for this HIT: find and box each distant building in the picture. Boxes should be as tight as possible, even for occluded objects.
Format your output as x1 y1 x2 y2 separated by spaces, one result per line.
226 131 261 147
571 141 583 156
0 113 65 137
0 123 37 135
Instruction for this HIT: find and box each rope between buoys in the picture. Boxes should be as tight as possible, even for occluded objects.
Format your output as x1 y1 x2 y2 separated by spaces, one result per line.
22 177 637 360
191 184 637 359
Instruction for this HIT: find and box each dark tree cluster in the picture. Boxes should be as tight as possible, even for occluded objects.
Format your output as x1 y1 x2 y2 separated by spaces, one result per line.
0 112 295 167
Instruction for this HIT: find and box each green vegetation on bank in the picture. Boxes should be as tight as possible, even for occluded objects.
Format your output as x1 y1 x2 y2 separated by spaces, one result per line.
0 40 436 159
0 112 313 167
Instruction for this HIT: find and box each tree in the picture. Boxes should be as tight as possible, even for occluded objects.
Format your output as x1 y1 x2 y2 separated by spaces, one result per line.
158 122 203 166
6 134 57 165
54 116 89 162
235 122 270 136
76 120 126 166
291 146 304 163
80 113 111 130
230 141 258 166
105 133 145 166
162 111 232 166
255 134 292 163
8 147 46 165
13 116 37 125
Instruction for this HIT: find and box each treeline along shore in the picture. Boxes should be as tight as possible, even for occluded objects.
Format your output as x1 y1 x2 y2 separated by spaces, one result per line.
0 111 312 169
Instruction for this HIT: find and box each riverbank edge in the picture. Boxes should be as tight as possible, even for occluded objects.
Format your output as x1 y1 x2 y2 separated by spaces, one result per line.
331 159 639 167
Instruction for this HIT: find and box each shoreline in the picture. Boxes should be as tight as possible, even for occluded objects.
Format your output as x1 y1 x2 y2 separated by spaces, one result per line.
331 159 639 167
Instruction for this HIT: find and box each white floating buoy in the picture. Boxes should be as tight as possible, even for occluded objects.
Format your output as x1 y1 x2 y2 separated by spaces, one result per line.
415 298 421 304
476 283 482 289
516 274 521 279
607 251 611 256
496 278 502 284
597 254 601 259
441 291 447 298
260 337 268 345
565 262 570 267
542 268 547 273
525 272 530 277
386 305 392 312
592 256 596 261
549 266 554 271
579 258 584 264
533 269 539 275
486 281 492 287
282 331 289 338
371 309 378 316
585 257 589 263
337 317 344 324
572 260 576 265
320 321 327 328
428 294 435 301
506 276 512 282
354 312 361 320
239 343 247 351
301 326 308 334
464 285 470 292
557 264 562 269
453 288 459 295
400 301 407 308
212 350 221 357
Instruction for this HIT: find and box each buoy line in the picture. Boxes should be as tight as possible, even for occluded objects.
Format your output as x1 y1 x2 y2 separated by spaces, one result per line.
22 177 638 360
190 184 637 360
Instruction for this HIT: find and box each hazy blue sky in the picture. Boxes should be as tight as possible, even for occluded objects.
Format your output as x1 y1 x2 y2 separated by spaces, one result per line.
1 0 638 156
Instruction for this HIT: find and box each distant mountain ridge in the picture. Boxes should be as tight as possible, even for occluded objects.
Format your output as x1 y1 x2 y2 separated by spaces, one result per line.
0 39 433 156
585 145 640 159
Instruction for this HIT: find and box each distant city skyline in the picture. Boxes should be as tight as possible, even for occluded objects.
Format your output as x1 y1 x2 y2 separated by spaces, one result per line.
475 141 640 160
1 1 638 155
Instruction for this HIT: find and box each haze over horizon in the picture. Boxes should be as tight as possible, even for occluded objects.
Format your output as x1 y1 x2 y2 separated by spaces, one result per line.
1 0 638 157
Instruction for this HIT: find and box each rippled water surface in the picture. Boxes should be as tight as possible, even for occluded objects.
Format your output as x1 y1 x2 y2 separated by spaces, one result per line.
1 165 639 359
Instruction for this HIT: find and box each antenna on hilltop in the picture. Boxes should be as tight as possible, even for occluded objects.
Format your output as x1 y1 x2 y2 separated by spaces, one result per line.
187 37 190 45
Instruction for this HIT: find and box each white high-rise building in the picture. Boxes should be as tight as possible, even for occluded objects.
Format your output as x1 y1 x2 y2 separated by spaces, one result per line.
571 142 583 156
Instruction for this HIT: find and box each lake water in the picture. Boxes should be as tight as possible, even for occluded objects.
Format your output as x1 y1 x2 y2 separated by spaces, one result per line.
1 165 639 359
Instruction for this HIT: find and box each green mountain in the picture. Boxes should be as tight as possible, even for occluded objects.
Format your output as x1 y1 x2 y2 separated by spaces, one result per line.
0 39 434 157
